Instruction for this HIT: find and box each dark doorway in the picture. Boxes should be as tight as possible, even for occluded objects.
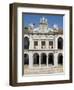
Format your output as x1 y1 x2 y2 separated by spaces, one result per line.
41 53 47 64
33 53 39 65
24 54 29 65
58 37 63 49
58 53 63 65
24 37 29 49
48 53 54 65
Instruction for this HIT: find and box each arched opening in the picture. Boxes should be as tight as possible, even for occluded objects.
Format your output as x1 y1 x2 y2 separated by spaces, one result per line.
24 37 29 49
48 53 54 65
41 53 47 65
58 53 63 65
58 37 63 49
24 54 29 65
33 53 39 65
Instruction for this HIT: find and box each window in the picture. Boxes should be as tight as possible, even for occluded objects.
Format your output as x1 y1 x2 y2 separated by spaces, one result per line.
41 41 45 46
24 37 29 49
58 37 63 49
34 41 38 46
41 41 46 49
49 41 53 48
34 41 38 49
49 41 53 45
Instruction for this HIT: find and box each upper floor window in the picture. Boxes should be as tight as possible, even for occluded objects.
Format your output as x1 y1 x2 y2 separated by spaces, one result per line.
34 41 38 46
49 41 53 48
58 37 63 49
41 41 45 46
24 37 29 49
34 41 38 49
41 41 45 49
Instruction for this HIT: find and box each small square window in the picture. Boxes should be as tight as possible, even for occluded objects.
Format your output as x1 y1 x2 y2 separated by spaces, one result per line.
49 41 53 48
49 41 53 45
34 41 38 46
41 41 45 46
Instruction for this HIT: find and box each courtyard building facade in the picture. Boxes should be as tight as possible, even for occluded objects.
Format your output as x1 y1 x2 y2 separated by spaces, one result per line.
24 17 63 74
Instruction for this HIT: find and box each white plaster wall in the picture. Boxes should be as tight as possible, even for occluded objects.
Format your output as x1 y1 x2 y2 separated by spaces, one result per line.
24 34 63 50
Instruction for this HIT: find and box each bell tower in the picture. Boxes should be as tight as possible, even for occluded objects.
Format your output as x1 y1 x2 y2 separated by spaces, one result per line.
39 17 48 33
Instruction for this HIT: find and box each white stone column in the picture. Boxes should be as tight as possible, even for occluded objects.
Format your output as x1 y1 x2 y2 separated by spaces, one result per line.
46 40 49 49
29 35 33 49
55 35 58 49
39 55 41 67
29 52 33 68
54 52 58 67
46 55 48 67
53 37 55 49
38 40 41 49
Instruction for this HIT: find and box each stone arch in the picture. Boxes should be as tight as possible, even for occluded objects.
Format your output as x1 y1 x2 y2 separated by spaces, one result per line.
24 54 29 65
48 53 54 65
33 53 39 65
58 37 63 49
41 53 47 65
24 35 29 38
58 53 63 65
24 37 29 49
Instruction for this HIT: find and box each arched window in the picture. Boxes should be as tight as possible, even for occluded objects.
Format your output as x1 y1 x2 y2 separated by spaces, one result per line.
24 54 29 65
58 37 63 49
24 37 29 49
58 53 63 65
33 53 39 65
41 53 47 65
48 53 54 65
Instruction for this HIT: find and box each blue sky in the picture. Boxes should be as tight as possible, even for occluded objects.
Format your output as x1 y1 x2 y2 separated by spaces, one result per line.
23 13 63 29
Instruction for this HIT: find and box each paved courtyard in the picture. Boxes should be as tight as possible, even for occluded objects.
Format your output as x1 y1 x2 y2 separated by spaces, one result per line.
24 65 63 75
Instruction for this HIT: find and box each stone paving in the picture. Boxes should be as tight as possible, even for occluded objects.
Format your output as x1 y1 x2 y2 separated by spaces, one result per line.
24 65 63 75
